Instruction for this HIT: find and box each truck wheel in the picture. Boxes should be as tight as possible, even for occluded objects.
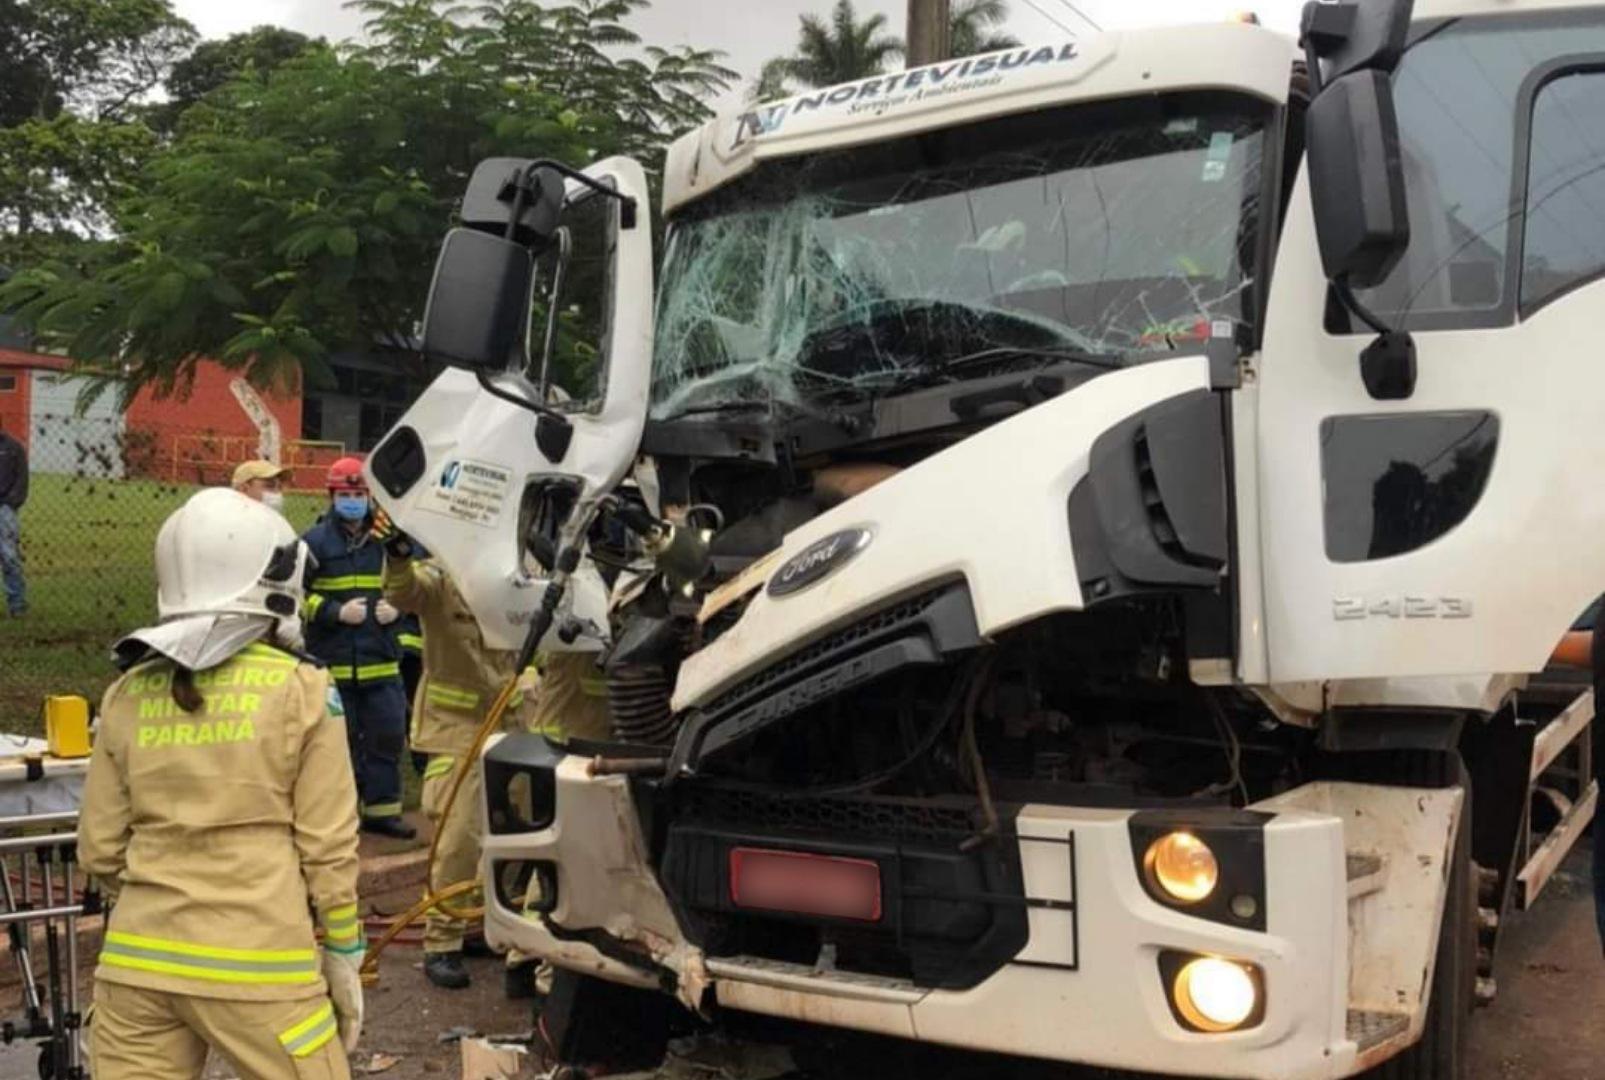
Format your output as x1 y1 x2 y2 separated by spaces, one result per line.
1367 766 1475 1080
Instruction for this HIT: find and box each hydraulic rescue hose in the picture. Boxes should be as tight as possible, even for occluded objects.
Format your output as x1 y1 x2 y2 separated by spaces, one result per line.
359 542 581 986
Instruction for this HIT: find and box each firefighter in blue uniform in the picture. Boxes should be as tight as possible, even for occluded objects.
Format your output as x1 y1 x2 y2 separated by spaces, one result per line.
301 457 415 839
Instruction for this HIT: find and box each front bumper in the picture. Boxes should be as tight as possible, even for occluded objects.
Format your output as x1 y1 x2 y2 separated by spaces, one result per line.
482 737 1381 1080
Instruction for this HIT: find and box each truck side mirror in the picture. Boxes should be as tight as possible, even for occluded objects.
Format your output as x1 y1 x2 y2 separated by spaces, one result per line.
420 228 534 371
461 158 566 251
1305 69 1410 288
1301 0 1419 401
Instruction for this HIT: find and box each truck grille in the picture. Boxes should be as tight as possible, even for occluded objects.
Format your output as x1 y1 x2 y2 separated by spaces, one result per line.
658 780 1029 991
673 785 978 845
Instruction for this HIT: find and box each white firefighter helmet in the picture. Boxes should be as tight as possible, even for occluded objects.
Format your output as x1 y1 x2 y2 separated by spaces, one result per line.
155 488 309 623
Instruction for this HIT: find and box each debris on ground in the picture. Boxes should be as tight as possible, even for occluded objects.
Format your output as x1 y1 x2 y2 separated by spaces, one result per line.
361 1052 403 1074
461 1036 528 1079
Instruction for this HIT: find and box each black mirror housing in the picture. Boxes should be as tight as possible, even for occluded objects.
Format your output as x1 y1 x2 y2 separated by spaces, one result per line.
1306 69 1410 289
1300 0 1413 84
421 228 534 371
461 157 564 250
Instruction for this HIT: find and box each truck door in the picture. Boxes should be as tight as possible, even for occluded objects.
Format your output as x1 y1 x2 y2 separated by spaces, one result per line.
366 156 653 651
1257 12 1605 694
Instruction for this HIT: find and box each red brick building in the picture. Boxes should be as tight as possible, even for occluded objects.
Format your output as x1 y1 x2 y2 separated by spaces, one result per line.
0 347 337 486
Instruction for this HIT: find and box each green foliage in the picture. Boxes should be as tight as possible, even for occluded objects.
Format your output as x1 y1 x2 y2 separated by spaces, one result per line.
0 0 736 405
0 0 193 267
759 0 904 98
0 0 195 125
156 24 315 130
755 0 1019 100
950 0 1021 57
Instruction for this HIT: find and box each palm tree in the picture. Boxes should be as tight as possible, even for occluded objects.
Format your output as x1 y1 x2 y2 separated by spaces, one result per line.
752 0 1020 101
950 0 1021 56
753 0 904 100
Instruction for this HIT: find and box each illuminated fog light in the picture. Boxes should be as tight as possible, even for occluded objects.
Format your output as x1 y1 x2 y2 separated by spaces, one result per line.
1145 831 1218 903
1173 957 1257 1033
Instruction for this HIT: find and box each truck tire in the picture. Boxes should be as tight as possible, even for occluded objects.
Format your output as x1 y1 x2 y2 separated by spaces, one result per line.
1367 765 1475 1080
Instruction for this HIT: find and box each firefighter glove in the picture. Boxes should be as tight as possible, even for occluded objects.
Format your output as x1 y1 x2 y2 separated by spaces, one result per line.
322 945 365 1053
371 507 416 560
337 599 368 626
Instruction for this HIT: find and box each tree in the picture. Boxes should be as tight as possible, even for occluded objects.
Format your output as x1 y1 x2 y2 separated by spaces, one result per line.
0 0 195 124
950 0 1020 57
755 0 904 100
755 0 1018 101
0 0 735 404
158 25 314 126
0 0 194 265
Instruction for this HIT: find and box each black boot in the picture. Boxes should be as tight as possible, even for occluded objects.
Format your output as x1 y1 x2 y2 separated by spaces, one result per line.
424 951 471 990
361 816 417 840
504 960 539 1000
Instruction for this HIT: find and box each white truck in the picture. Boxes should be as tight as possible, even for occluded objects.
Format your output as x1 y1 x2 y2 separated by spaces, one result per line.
364 1 1605 1076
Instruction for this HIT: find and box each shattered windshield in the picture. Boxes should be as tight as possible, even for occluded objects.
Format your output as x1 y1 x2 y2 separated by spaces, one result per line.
652 93 1266 419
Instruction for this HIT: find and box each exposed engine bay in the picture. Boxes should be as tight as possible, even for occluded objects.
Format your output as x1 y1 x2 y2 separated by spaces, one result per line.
573 406 1313 991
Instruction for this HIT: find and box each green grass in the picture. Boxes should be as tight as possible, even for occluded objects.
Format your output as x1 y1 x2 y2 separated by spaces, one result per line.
0 474 326 728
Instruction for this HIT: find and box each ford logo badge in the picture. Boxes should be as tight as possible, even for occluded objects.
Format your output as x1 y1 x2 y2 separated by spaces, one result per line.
768 528 873 598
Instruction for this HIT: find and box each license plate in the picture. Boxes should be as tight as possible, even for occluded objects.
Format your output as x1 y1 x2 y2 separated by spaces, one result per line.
729 847 883 922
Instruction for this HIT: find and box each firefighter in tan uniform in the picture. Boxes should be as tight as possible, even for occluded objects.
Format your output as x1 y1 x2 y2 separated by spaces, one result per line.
376 520 524 992
80 488 364 1078
518 651 612 743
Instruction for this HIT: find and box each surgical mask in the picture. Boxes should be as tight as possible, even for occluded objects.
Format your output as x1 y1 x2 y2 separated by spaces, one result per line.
333 494 369 522
261 490 285 512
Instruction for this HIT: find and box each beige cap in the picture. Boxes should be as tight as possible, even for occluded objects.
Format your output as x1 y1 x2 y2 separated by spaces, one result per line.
231 459 291 488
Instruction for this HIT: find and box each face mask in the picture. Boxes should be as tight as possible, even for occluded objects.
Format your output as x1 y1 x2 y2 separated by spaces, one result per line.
333 494 369 522
261 490 285 512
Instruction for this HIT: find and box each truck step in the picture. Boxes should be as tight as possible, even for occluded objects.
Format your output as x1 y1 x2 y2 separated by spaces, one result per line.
1346 852 1386 899
1346 1009 1409 1051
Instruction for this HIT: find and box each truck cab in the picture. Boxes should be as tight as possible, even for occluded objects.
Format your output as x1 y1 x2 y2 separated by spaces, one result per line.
368 2 1605 1077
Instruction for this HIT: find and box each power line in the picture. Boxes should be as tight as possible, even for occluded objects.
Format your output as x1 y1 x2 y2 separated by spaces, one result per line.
1054 0 1104 32
1020 0 1078 37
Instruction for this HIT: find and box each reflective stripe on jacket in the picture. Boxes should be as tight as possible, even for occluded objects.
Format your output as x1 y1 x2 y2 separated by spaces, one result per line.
80 643 362 1002
300 515 401 684
383 557 523 756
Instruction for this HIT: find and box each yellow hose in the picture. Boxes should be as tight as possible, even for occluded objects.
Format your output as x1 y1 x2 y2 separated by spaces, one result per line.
360 673 524 982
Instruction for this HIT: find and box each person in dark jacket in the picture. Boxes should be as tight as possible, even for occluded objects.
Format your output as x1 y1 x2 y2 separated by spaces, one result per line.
301 457 414 839
0 418 27 617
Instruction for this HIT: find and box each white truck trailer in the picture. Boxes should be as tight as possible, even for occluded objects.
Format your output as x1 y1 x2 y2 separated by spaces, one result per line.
365 1 1605 1075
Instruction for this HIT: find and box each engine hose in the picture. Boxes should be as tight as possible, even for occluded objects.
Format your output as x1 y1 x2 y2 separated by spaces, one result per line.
360 545 580 984
359 880 480 987
358 676 519 982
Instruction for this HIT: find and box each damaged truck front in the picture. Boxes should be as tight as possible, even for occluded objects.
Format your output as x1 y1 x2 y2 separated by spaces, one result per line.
370 2 1605 1078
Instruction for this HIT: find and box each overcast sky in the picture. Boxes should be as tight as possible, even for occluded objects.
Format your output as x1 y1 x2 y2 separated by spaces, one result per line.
171 0 1306 104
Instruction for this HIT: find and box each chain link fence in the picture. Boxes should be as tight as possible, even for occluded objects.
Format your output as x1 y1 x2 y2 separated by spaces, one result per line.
1 404 344 726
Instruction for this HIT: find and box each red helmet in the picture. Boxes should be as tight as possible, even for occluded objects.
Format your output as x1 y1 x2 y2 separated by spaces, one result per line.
326 456 367 494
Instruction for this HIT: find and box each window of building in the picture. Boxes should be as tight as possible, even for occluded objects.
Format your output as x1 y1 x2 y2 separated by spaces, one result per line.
0 374 16 393
1521 69 1605 313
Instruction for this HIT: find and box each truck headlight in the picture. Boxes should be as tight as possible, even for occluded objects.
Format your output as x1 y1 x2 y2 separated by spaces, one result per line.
1160 951 1265 1033
1129 810 1267 930
1144 831 1218 903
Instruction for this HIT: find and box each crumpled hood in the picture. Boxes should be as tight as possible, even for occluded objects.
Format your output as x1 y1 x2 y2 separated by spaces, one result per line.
671 355 1212 712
